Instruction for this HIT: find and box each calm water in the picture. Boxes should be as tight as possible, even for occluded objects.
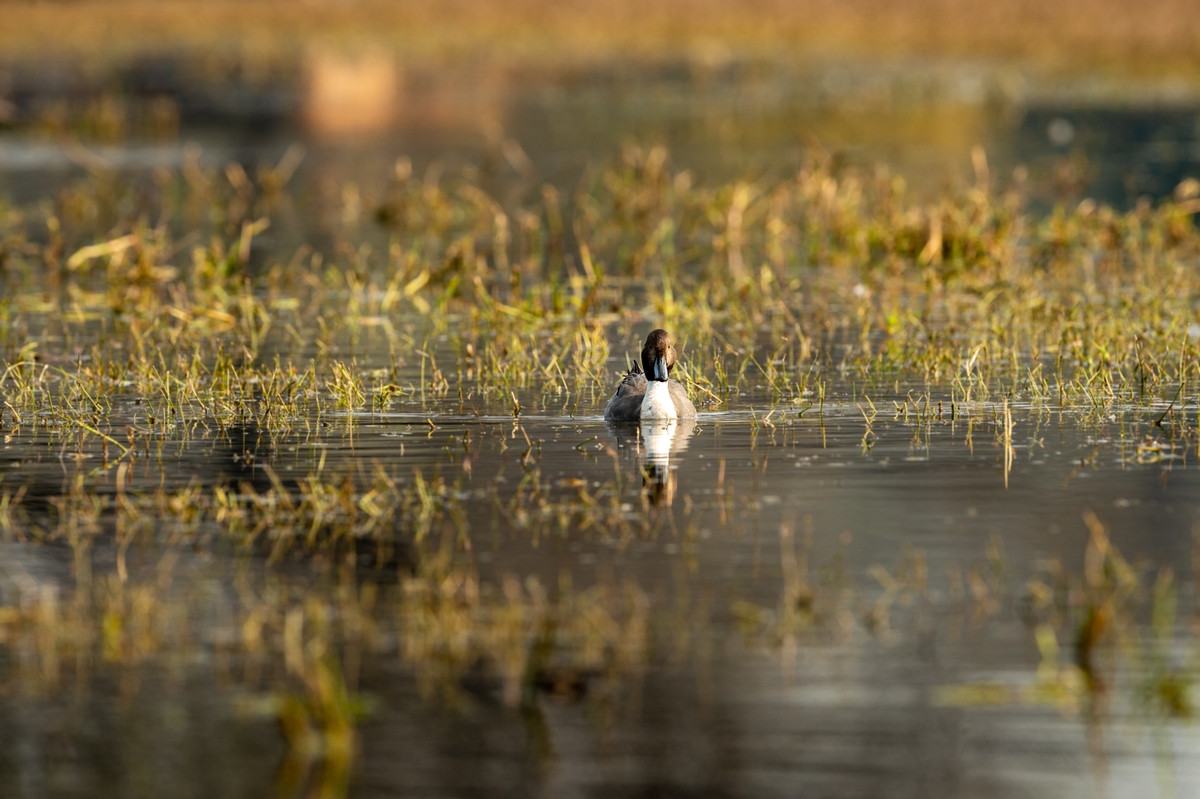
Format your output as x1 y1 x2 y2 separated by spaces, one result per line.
2 59 1200 798
2 365 1198 797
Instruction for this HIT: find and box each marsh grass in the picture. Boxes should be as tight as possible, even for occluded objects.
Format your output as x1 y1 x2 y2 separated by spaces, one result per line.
8 142 1200 430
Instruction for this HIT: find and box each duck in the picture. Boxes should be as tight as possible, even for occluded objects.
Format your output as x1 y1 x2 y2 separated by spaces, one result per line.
603 329 697 421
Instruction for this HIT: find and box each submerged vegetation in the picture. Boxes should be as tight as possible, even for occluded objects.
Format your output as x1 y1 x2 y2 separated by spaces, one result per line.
2 140 1200 792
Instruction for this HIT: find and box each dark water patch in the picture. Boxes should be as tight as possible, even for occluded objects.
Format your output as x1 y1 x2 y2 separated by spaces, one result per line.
1016 105 1200 209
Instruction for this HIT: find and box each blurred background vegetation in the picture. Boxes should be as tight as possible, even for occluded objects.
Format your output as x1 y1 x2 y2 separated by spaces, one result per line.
2 0 1199 75
3 0 1199 211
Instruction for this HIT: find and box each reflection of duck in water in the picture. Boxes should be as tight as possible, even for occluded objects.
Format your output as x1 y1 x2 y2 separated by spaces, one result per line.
604 329 697 422
606 418 696 506
641 419 678 471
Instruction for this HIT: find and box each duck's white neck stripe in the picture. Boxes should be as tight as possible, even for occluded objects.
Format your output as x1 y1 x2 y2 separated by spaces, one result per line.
641 381 678 420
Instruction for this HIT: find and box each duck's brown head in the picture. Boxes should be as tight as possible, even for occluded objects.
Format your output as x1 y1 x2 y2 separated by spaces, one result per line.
640 329 677 383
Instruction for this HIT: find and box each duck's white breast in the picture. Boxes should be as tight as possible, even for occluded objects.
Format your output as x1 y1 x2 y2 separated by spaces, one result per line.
641 381 678 421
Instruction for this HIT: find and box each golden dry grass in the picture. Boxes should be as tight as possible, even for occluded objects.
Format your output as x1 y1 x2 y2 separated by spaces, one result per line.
1 0 1198 77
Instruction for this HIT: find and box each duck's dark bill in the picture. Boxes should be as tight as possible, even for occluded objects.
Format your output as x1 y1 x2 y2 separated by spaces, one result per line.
652 356 670 381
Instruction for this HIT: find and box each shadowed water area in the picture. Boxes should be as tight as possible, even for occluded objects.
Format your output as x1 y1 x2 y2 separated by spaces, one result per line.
1 53 1200 799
